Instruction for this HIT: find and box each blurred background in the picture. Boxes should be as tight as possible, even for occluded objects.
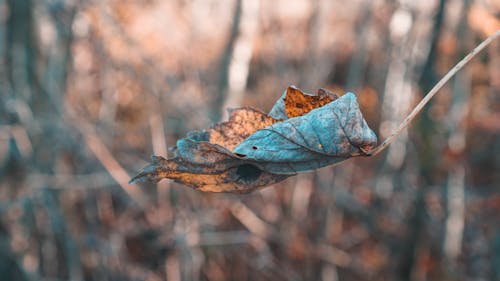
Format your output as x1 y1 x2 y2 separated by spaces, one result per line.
0 0 499 280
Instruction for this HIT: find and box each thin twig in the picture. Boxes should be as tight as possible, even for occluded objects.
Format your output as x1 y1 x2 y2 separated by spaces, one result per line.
65 106 147 205
367 29 500 156
81 122 147 205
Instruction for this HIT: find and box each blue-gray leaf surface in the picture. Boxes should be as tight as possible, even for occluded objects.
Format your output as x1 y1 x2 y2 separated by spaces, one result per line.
130 86 377 193
233 93 377 174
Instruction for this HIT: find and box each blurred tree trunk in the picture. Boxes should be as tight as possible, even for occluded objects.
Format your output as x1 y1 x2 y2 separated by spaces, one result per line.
213 0 242 122
2 1 80 280
0 221 29 281
442 0 470 274
1 0 36 195
6 0 37 104
220 0 260 120
399 0 446 280
44 0 77 111
213 0 260 122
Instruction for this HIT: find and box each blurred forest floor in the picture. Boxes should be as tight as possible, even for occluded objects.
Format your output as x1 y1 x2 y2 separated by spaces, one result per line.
1 0 500 280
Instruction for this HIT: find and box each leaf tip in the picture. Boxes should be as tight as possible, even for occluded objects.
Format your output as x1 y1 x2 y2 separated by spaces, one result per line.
129 172 149 184
343 92 357 100
128 175 144 184
129 170 163 185
129 156 169 185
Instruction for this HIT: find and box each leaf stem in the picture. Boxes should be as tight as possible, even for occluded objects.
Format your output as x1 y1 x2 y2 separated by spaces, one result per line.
367 29 500 157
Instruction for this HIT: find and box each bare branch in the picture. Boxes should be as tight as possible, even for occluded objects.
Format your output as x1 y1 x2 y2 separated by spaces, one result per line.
367 29 500 157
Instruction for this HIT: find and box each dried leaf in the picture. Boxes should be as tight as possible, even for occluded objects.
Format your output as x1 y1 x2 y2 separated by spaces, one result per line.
130 86 377 193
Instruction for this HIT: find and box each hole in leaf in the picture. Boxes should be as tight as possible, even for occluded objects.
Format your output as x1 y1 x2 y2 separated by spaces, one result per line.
252 146 258 150
236 164 262 183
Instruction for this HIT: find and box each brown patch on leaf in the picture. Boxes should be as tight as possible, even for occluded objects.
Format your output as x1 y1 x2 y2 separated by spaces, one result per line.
284 86 338 118
208 108 280 150
129 155 288 193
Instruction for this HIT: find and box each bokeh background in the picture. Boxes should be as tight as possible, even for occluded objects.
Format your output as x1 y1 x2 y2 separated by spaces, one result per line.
1 0 499 280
